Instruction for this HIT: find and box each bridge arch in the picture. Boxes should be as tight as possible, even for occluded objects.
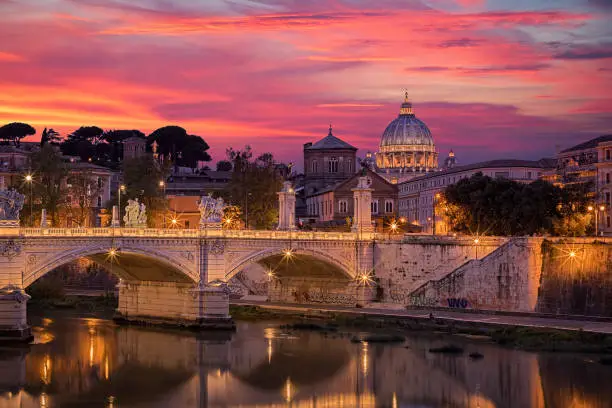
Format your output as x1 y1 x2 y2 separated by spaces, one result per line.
224 247 356 282
24 244 198 288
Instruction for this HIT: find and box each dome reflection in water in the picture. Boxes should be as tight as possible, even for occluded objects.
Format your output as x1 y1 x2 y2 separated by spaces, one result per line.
0 314 611 408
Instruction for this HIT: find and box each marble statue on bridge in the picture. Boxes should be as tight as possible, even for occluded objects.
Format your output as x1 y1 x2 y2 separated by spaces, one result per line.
198 194 225 228
0 189 25 227
123 198 147 228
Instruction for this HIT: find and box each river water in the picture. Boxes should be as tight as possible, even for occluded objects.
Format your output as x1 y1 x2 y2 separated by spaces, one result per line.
1 312 611 408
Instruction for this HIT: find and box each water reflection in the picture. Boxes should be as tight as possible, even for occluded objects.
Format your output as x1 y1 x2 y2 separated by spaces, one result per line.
0 314 611 407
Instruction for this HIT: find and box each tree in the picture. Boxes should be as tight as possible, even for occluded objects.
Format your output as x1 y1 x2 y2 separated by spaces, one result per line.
147 126 211 169
26 144 69 226
223 146 282 229
60 126 104 162
443 173 590 236
66 169 104 227
121 156 170 226
40 128 61 147
216 160 233 171
0 122 36 147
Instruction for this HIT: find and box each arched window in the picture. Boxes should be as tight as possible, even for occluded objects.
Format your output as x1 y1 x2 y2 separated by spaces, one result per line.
97 196 102 207
311 160 318 174
329 157 339 173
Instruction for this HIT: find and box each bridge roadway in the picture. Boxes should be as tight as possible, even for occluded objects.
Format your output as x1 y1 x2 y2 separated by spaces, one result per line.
231 300 612 334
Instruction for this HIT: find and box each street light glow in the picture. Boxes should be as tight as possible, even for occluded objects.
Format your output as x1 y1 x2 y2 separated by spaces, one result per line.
474 238 480 244
159 180 165 187
120 184 126 192
390 222 398 231
600 205 606 212
569 251 577 258
588 205 594 211
283 248 294 258
25 174 33 182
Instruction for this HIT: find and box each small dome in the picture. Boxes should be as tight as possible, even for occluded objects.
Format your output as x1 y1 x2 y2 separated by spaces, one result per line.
380 94 433 148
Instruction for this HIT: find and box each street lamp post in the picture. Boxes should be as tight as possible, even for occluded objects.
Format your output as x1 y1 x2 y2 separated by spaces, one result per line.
159 180 166 228
432 193 440 236
25 174 33 226
588 204 606 236
118 184 126 227
244 191 252 229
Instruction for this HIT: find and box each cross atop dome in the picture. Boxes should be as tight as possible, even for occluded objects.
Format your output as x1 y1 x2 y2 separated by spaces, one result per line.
328 123 333 136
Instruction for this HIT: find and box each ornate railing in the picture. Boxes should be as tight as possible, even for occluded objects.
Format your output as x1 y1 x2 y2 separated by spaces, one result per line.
0 227 386 241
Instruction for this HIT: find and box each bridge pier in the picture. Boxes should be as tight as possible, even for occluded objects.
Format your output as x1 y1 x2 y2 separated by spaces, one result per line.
115 280 234 329
0 285 33 342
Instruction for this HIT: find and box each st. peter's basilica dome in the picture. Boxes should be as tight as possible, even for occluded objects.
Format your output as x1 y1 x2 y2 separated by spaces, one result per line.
376 93 438 180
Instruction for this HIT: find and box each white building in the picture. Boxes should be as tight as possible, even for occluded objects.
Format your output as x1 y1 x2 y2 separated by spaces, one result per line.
398 159 555 234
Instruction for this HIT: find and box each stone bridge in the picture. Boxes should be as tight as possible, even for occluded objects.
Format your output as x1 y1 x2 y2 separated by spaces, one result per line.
0 227 380 340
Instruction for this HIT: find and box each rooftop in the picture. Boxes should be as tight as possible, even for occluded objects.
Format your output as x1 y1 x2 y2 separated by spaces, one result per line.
560 135 612 153
305 125 357 151
400 158 556 184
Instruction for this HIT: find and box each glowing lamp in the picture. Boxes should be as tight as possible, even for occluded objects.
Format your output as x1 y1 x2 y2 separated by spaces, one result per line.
474 238 480 244
569 251 576 258
588 205 594 212
25 174 33 182
600 205 606 212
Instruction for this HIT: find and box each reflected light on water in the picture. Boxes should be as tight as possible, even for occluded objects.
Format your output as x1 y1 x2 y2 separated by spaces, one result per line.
284 377 294 403
361 341 368 375
41 354 52 385
104 355 110 380
40 392 49 408
392 392 397 408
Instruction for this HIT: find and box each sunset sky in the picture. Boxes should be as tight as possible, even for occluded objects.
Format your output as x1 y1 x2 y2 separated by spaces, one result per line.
1 0 611 167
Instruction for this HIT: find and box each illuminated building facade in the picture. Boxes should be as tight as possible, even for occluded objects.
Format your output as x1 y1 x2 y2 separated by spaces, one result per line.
375 93 438 184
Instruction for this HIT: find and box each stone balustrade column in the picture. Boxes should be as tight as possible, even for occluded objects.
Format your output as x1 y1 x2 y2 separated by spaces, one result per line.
351 175 374 233
277 181 296 230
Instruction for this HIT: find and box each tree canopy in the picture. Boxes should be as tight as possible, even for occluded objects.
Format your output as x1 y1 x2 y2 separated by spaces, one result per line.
40 128 61 147
0 122 36 146
147 126 211 168
216 160 233 171
223 146 283 229
442 173 591 236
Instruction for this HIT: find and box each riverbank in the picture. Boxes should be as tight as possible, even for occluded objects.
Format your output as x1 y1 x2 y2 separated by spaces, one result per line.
229 303 612 354
25 295 612 354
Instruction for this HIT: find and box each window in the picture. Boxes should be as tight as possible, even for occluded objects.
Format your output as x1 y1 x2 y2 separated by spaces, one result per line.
347 159 352 173
385 199 393 213
311 160 318 174
607 173 610 184
97 177 102 188
97 196 102 207
527 172 532 179
371 200 379 214
339 200 348 213
607 192 611 205
607 150 610 160
185 220 190 229
495 171 509 179
329 157 339 173
608 216 611 228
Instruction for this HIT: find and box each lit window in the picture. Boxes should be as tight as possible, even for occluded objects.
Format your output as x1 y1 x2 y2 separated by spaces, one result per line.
311 160 318 173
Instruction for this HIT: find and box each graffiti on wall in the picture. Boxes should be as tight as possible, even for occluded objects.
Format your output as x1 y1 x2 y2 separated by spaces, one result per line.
446 298 470 309
292 288 356 305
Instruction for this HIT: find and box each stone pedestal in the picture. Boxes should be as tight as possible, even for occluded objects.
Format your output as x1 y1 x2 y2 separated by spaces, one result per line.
111 205 120 227
351 175 374 233
0 285 32 343
192 284 234 329
277 181 296 230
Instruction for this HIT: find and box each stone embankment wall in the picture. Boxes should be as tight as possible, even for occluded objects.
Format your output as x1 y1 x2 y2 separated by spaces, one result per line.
374 236 506 305
407 237 612 315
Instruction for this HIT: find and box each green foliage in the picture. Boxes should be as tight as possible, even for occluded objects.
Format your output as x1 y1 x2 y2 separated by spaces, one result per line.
40 128 61 146
66 168 104 227
147 126 211 168
444 173 590 236
24 145 69 226
121 156 169 226
223 146 282 229
0 122 36 146
26 275 65 300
